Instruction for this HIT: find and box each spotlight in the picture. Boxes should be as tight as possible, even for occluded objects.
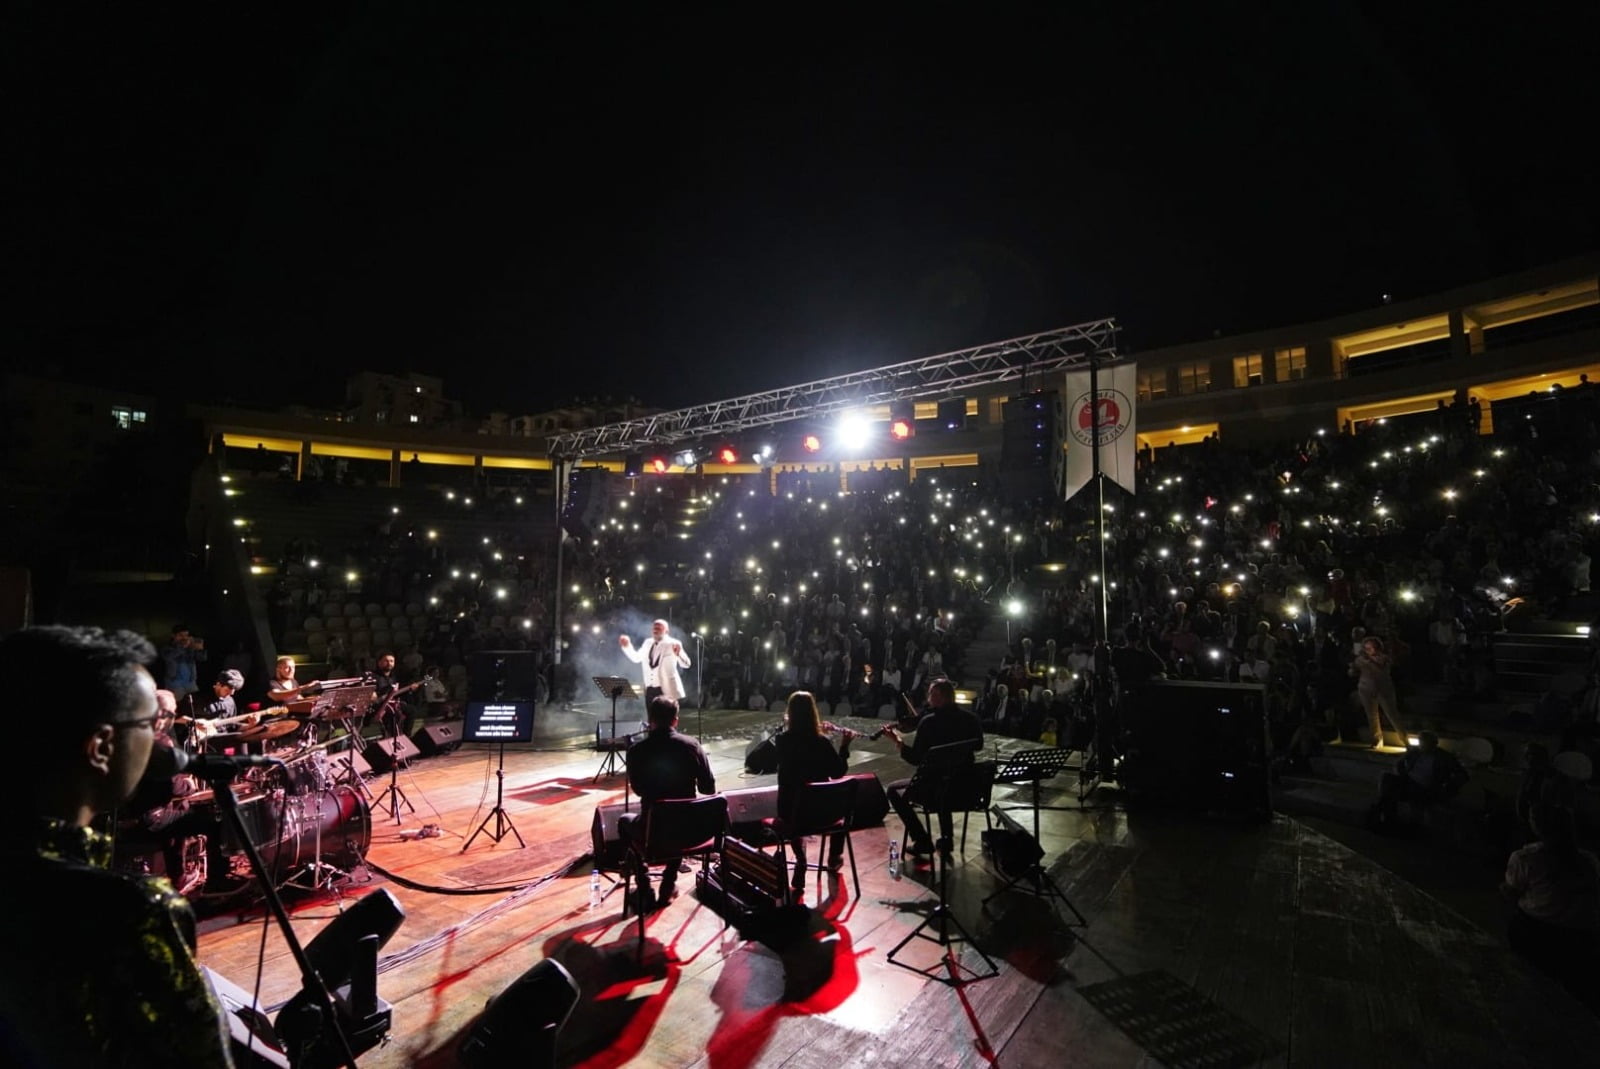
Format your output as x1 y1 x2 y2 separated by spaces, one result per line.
890 418 913 442
649 456 668 474
802 433 822 453
890 400 915 441
837 411 872 453
674 449 699 468
717 445 739 465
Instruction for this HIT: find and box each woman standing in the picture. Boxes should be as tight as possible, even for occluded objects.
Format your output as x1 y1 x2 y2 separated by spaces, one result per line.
1350 636 1404 748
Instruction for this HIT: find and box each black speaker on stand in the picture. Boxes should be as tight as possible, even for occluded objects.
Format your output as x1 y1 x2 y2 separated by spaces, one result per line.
459 958 581 1069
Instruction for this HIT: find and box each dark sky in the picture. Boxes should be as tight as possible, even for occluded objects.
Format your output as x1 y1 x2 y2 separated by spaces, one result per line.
10 4 1597 417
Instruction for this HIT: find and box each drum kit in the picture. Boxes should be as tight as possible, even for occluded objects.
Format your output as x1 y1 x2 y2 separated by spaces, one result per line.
133 678 391 899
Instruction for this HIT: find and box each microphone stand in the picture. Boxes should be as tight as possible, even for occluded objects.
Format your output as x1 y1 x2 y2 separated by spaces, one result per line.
371 698 413 825
209 773 359 1069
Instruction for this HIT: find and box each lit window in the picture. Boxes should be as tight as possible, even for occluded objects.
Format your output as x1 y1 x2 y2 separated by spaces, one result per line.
1137 369 1168 401
1275 346 1307 381
110 407 147 430
1232 354 1264 388
1175 362 1212 395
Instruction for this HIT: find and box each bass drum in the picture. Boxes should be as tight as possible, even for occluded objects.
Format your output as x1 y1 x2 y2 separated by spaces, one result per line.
223 787 372 881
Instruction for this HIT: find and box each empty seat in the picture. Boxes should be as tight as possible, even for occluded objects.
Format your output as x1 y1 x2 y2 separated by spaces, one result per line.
344 603 363 617
391 630 412 647
323 615 346 632
384 602 403 617
1554 751 1593 783
307 632 329 654
365 603 384 618
303 616 324 633
405 602 424 617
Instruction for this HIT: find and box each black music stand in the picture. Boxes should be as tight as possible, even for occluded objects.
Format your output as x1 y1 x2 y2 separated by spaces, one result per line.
371 692 414 825
980 804 1087 926
313 686 377 802
591 676 637 784
993 747 1077 841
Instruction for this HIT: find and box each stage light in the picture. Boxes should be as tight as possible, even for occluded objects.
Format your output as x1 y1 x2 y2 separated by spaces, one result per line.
717 445 739 465
649 456 668 474
674 448 699 467
802 433 822 453
837 411 872 452
890 418 913 441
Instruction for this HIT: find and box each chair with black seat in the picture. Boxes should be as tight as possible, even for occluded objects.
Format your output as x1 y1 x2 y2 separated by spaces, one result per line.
762 775 861 903
910 741 995 855
622 795 729 961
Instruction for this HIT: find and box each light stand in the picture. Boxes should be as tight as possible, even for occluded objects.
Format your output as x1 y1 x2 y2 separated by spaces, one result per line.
371 698 413 825
591 675 636 789
208 769 364 1068
462 741 525 850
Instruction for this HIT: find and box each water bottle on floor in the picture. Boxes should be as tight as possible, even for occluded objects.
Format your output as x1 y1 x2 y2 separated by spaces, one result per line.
888 839 901 880
589 869 602 910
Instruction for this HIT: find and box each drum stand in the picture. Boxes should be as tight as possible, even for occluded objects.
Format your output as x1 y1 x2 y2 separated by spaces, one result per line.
331 723 375 803
371 700 414 825
285 792 349 894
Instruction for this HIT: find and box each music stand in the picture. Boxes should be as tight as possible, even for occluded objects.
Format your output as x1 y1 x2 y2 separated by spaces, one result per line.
993 747 1077 841
591 676 637 784
308 686 377 802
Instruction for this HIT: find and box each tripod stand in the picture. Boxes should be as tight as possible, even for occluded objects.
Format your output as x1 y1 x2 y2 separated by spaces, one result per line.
463 741 524 850
887 762 998 986
591 676 637 784
371 699 413 825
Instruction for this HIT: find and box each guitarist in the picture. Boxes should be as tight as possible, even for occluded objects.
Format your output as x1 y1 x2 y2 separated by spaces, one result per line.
372 652 418 736
177 669 254 751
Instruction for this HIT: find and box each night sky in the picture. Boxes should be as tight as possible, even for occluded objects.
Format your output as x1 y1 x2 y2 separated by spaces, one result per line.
11 5 1597 418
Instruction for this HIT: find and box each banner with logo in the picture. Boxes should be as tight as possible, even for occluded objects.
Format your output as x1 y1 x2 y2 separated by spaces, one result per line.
1062 361 1137 501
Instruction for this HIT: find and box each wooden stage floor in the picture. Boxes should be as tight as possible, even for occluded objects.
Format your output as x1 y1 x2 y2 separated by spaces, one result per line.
193 710 1600 1068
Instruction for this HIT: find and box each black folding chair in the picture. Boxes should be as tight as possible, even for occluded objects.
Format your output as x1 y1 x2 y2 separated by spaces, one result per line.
762 776 861 902
622 795 728 961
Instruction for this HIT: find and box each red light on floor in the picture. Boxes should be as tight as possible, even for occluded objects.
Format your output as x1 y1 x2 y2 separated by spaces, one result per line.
802 434 822 453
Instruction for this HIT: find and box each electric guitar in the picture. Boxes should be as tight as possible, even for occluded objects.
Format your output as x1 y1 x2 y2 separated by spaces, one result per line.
175 706 292 742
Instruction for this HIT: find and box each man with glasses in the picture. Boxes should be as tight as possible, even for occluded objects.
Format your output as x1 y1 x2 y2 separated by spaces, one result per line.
0 626 233 1067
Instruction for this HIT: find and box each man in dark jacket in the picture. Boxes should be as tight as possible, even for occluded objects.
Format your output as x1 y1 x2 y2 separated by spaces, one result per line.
885 679 982 856
620 697 716 909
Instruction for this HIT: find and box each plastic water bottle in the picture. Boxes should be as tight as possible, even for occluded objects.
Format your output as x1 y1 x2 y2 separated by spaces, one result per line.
589 869 602 910
888 839 902 881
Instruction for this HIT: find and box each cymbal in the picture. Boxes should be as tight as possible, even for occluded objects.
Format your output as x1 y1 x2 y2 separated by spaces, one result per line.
235 718 302 743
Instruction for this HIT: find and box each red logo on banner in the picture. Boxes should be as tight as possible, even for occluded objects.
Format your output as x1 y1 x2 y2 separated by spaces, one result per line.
1069 388 1132 447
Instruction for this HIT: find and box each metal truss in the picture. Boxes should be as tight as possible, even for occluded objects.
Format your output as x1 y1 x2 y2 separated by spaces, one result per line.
547 318 1121 459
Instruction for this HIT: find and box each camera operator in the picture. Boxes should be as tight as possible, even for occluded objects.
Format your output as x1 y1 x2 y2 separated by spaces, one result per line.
160 624 207 704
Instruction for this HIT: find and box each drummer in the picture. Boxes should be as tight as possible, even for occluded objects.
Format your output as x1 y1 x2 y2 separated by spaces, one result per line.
266 655 321 705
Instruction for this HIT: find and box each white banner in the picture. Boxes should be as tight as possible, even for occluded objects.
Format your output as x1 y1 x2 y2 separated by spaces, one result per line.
1062 361 1137 501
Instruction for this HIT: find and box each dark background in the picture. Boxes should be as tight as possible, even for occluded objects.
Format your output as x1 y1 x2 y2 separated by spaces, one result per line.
9 4 1597 415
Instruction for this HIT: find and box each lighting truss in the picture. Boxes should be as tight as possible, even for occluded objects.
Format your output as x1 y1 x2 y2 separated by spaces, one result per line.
547 318 1121 460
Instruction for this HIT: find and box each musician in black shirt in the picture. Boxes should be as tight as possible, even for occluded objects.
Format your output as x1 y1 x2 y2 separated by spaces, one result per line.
619 697 716 909
883 679 982 857
774 690 851 893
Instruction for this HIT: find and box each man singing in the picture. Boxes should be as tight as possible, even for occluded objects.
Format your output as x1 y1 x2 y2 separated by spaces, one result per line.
0 626 234 1067
619 618 692 704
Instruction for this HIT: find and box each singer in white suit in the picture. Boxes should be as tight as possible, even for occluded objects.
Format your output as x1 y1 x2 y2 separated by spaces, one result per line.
619 618 692 704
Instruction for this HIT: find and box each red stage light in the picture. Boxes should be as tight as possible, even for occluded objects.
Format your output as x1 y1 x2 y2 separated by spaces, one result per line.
802 434 822 453
649 457 668 474
890 418 913 441
717 446 739 465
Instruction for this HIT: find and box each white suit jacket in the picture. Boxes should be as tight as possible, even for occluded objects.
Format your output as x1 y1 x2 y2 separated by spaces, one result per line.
621 636 692 700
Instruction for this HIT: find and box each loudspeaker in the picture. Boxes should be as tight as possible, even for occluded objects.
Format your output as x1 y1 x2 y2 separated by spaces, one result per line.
591 802 632 872
199 966 291 1068
364 734 420 773
744 733 779 774
337 748 373 779
845 771 890 828
412 721 462 756
459 958 580 1069
723 784 780 832
937 397 967 430
1119 679 1270 818
560 467 609 540
467 650 540 702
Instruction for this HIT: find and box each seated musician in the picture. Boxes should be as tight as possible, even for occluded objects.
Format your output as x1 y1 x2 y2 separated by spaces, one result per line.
0 625 234 1068
882 678 983 859
773 690 852 896
619 696 716 912
371 652 417 737
266 655 320 705
181 668 254 751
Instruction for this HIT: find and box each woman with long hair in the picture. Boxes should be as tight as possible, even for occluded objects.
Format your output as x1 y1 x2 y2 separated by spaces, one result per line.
774 690 851 898
1350 636 1403 748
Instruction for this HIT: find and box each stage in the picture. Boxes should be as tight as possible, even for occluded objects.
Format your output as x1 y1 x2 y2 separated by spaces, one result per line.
191 709 1600 1068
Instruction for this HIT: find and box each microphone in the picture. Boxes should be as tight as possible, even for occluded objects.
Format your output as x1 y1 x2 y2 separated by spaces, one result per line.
144 742 286 783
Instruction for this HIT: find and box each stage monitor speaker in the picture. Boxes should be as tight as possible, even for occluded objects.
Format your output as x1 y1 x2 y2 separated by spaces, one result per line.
591 802 633 872
1119 679 1270 819
459 958 580 1069
412 721 463 756
199 966 291 1069
845 771 890 828
338 747 373 779
744 733 779 774
937 397 967 430
365 734 420 773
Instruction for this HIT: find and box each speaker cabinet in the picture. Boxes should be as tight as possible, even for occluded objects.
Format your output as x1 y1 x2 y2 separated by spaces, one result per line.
459 958 580 1069
364 734 420 773
199 966 291 1068
412 721 462 756
1119 679 1270 819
